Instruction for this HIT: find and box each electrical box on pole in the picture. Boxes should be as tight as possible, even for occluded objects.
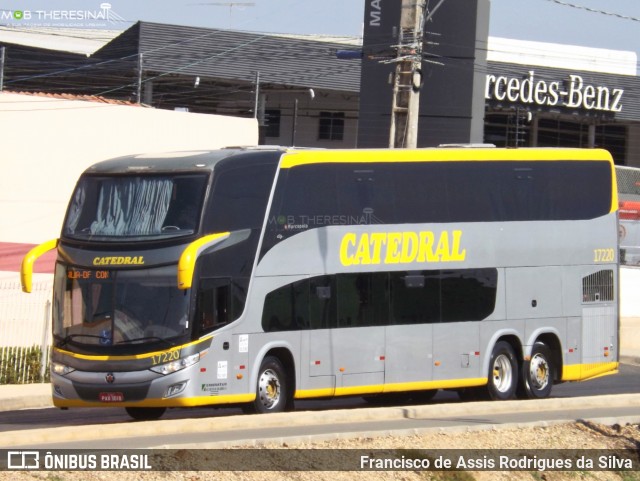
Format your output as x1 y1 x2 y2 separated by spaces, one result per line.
387 0 446 148
388 0 424 148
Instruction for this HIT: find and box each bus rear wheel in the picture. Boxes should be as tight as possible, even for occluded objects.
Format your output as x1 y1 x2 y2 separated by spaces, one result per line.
125 407 166 421
486 341 518 400
244 356 289 414
520 342 553 399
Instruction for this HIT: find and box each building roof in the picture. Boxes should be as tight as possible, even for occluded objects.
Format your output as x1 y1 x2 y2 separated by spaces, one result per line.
2 90 141 106
91 22 361 93
0 26 123 55
2 21 637 115
487 37 637 77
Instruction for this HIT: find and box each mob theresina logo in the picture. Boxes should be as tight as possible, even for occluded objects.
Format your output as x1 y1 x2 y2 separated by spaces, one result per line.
0 3 126 27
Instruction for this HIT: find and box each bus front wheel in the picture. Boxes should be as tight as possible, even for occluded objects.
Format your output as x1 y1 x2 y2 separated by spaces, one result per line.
244 356 289 414
486 341 518 400
520 342 553 399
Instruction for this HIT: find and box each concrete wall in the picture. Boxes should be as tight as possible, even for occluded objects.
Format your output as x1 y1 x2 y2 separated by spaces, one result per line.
0 92 258 247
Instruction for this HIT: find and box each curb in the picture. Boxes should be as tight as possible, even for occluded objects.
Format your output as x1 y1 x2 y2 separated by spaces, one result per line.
621 355 640 366
2 393 640 448
0 384 52 412
159 415 640 449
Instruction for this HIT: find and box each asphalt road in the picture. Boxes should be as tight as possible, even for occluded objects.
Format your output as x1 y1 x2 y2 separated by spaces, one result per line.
1 363 639 450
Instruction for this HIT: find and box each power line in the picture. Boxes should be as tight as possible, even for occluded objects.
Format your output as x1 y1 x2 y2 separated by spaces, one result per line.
543 0 640 22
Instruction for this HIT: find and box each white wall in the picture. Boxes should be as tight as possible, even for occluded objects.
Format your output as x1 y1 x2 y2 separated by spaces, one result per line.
0 92 258 245
620 267 640 317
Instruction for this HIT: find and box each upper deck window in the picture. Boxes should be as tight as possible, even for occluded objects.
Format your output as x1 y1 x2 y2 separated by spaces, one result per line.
260 159 612 257
63 174 208 241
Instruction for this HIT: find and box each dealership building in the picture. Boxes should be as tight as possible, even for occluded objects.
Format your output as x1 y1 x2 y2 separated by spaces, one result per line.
1 12 639 166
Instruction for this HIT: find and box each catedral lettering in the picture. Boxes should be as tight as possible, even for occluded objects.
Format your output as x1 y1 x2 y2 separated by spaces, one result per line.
93 256 144 266
340 230 466 266
485 70 623 112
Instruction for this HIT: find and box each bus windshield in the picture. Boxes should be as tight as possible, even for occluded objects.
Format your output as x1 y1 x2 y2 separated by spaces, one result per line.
63 174 208 241
53 264 190 349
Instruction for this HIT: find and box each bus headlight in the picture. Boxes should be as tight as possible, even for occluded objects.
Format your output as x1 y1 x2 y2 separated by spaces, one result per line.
52 362 75 376
150 353 200 375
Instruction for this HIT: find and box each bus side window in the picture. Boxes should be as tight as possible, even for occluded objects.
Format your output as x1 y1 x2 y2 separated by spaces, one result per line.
261 280 309 332
310 276 336 329
336 274 388 327
390 271 440 324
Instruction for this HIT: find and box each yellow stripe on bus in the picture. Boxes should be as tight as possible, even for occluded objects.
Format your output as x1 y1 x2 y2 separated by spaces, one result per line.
294 377 487 399
281 147 614 167
53 393 256 409
53 335 214 362
178 232 230 289
562 362 619 382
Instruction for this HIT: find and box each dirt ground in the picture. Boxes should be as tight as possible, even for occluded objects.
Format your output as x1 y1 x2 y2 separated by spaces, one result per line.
3 421 639 481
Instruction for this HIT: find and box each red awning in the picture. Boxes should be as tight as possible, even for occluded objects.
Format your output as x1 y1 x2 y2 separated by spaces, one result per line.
0 242 56 273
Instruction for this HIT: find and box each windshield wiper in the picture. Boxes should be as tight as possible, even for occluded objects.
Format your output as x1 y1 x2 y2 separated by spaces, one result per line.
115 336 176 347
57 334 108 348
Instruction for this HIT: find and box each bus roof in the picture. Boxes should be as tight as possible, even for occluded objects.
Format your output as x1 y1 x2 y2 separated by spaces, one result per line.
82 146 614 175
82 147 288 175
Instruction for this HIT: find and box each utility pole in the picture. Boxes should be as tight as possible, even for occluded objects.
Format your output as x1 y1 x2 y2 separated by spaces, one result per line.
387 0 446 148
136 53 143 104
253 71 260 120
0 46 5 92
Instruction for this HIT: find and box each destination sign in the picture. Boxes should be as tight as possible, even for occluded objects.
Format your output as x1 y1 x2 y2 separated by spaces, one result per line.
67 269 111 280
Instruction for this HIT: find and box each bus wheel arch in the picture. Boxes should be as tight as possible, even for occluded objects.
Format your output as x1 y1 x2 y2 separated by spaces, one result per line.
244 348 295 414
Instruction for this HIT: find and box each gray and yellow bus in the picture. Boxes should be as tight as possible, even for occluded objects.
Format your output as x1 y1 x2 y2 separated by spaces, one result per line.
22 147 619 420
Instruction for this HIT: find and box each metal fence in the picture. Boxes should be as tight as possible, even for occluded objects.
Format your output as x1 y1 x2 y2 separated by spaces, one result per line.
0 280 52 384
616 165 640 266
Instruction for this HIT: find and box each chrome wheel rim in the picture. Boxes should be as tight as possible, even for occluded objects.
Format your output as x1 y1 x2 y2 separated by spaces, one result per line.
492 353 513 393
529 353 550 390
258 369 281 410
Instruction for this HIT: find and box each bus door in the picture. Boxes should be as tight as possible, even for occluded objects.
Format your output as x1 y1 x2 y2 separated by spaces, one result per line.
431 269 498 382
330 274 386 393
195 277 238 393
303 276 336 395
384 272 435 388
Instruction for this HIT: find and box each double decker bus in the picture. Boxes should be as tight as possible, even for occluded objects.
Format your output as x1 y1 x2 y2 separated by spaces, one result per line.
22 147 619 420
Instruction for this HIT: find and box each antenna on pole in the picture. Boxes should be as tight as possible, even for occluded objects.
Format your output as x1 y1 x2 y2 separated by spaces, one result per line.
188 2 256 28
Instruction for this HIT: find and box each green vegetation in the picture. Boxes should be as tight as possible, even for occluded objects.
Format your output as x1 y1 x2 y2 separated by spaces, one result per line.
0 345 50 384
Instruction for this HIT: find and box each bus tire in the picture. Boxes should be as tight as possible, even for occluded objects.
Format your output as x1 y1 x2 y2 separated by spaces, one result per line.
125 406 166 421
486 341 518 400
520 342 553 399
244 356 289 414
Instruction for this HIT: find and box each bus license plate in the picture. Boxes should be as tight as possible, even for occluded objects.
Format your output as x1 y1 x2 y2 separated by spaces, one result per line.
99 392 124 402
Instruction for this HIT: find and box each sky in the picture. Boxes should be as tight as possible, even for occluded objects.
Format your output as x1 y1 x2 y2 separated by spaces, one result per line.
1 0 639 68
